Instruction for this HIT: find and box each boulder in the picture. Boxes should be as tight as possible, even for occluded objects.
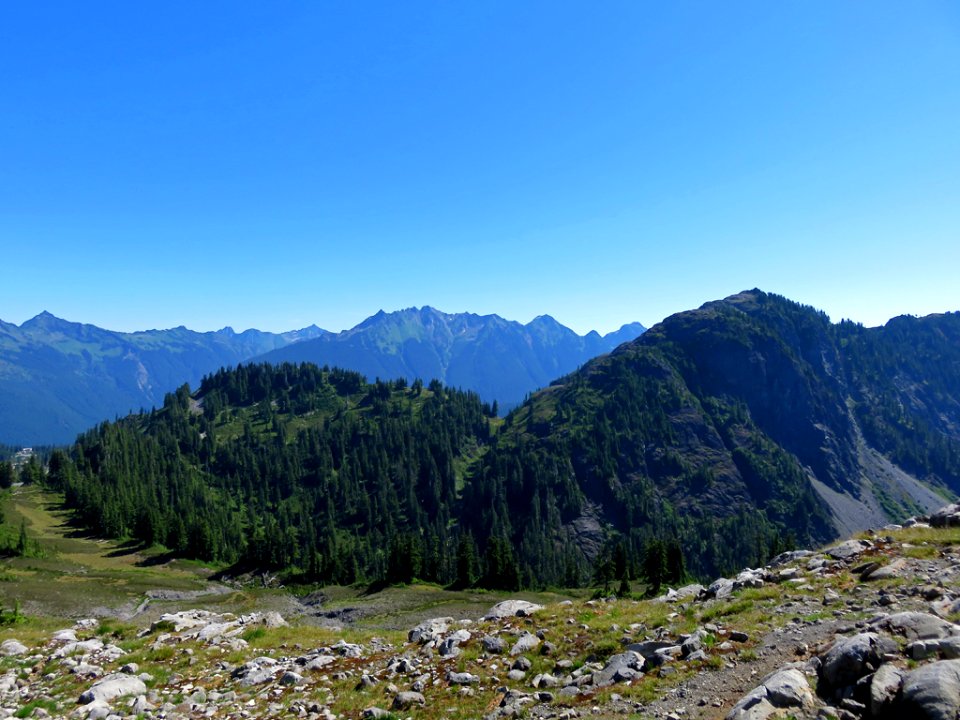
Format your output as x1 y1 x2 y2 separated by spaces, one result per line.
929 504 960 528
482 636 506 654
510 632 540 656
0 640 27 656
592 651 644 687
819 632 897 694
875 612 959 641
901 659 960 720
51 628 78 643
863 559 907 580
625 640 677 662
767 550 814 567
408 617 453 644
484 600 544 620
707 577 735 600
79 674 147 705
726 668 813 720
825 539 872 560
392 691 426 710
870 663 905 717
762 668 813 708
447 671 480 685
363 708 392 719
303 655 337 671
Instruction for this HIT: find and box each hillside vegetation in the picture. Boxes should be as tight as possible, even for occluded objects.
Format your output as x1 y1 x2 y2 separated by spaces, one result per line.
39 291 960 589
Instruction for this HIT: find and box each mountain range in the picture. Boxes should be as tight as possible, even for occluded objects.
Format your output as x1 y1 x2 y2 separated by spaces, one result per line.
255 306 645 411
0 309 644 446
44 290 960 586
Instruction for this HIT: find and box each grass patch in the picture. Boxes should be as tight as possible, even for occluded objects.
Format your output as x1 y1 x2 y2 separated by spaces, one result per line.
14 699 60 718
701 598 754 622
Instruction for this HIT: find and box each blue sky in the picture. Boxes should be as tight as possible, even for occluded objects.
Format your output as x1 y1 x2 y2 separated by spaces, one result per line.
1 2 958 335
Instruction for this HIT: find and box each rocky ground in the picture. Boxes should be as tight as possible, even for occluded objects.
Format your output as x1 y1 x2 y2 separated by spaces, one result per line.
3 505 960 720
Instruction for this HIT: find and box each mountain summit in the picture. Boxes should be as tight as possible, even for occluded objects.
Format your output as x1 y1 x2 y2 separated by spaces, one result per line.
256 307 645 410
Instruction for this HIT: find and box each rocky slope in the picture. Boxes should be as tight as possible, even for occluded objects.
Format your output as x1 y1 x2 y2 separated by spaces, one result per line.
4 505 960 719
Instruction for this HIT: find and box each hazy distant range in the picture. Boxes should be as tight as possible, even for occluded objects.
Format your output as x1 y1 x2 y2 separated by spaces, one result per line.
0 307 644 445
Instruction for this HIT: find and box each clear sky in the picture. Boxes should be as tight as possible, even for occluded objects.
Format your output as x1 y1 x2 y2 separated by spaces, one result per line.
1 2 958 335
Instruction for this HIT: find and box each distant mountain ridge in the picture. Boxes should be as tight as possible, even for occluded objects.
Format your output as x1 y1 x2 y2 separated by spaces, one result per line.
0 308 644 446
0 313 327 445
256 306 646 410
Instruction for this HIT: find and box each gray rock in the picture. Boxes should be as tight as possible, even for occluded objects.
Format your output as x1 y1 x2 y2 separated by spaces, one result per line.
625 640 677 661
726 668 812 719
438 637 462 657
79 674 147 704
864 559 907 580
362 708 392 719
592 651 644 687
707 577 735 599
484 600 544 620
392 691 426 710
826 539 872 560
929 504 960 528
681 633 703 658
726 691 776 720
875 612 959 641
819 632 898 693
0 640 27 656
901 659 960 720
532 673 559 688
512 656 532 671
482 636 506 654
939 637 960 659
910 639 943 660
768 550 814 567
507 669 527 682
870 663 905 717
448 671 480 685
51 628 78 643
240 668 276 686
510 632 540 656
56 638 104 657
762 668 813 708
332 639 363 657
408 617 453 644
304 654 337 671
280 671 303 685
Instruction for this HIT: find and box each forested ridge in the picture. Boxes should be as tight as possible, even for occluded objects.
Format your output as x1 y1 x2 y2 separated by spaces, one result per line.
42 291 960 590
